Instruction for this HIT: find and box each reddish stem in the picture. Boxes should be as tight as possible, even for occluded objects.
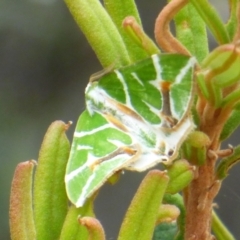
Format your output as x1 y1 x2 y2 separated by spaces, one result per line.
154 0 190 55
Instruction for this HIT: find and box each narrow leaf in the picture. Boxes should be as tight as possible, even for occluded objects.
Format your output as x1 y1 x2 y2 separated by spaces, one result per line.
59 200 95 240
64 0 130 68
163 193 186 240
174 2 208 62
117 170 169 240
166 159 195 194
226 0 240 40
198 43 240 107
156 204 180 224
153 222 178 240
9 160 36 240
220 103 240 141
184 131 210 165
122 16 160 56
185 131 210 148
34 121 70 240
79 217 105 240
104 0 149 61
212 210 236 240
190 0 230 44
216 144 240 180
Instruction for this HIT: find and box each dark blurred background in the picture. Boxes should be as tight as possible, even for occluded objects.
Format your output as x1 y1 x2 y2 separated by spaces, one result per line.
1 0 240 239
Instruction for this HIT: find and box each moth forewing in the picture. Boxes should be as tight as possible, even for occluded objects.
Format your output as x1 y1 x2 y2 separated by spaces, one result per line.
126 115 194 171
65 110 141 207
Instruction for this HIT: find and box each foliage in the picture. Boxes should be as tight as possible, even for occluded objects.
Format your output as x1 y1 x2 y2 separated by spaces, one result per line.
9 0 240 239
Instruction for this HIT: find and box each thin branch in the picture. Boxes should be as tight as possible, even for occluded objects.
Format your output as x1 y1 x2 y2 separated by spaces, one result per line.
154 0 191 55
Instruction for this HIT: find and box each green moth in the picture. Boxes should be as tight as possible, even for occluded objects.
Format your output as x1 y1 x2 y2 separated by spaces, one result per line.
65 54 195 207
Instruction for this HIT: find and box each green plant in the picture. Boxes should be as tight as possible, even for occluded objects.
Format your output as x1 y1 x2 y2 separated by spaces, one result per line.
9 0 240 239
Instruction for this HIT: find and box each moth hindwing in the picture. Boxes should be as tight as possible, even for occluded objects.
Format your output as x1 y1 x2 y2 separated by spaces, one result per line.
65 53 195 207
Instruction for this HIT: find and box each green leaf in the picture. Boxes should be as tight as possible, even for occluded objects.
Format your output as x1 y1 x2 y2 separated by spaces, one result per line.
34 121 70 240
174 2 208 62
197 43 240 107
117 170 169 240
153 222 178 240
225 0 240 40
220 103 240 140
216 144 240 180
9 161 36 240
156 204 180 224
59 200 95 240
212 210 236 240
122 16 160 56
163 194 186 240
79 217 105 240
185 131 210 148
166 159 195 194
183 131 210 165
64 0 130 68
190 0 230 44
103 0 150 61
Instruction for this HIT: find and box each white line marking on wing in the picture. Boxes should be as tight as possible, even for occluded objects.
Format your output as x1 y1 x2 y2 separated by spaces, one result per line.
115 70 131 106
74 124 111 138
131 72 144 86
175 57 196 84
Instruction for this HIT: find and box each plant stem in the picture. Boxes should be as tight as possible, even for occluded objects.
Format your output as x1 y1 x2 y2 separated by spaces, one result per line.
154 0 190 55
184 158 220 239
64 0 130 68
184 102 234 239
212 210 236 240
